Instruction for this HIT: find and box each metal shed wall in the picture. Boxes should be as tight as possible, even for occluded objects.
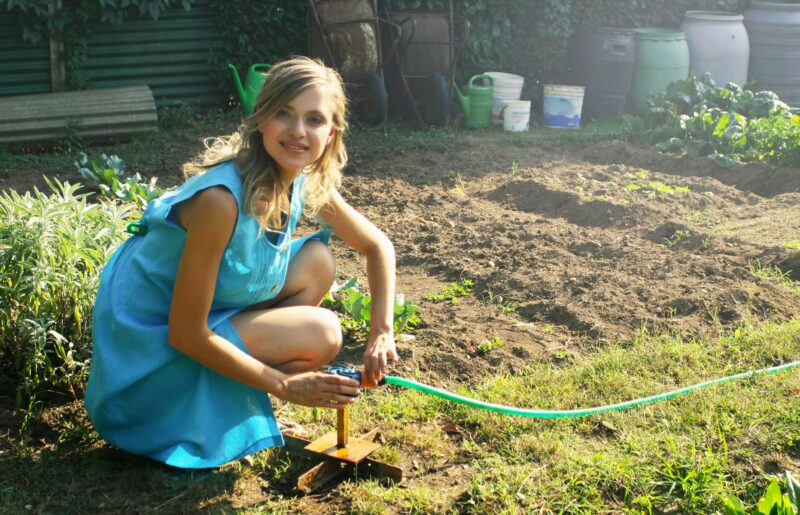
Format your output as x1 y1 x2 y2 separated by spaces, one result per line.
82 0 223 108
0 15 52 97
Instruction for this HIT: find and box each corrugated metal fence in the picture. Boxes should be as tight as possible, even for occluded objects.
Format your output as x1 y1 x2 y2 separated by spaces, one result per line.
0 1 223 108
0 15 51 97
82 0 223 107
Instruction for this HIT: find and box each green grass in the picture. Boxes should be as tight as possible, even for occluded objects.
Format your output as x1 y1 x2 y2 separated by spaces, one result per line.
288 319 800 512
749 259 800 295
4 319 800 512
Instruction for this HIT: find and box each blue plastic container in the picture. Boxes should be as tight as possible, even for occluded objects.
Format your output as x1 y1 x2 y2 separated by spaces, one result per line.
543 85 585 128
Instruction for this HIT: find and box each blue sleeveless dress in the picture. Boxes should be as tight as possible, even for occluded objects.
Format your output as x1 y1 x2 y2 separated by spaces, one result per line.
85 161 330 468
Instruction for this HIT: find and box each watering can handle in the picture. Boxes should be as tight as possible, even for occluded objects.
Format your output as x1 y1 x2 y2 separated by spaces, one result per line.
248 63 272 74
469 74 493 88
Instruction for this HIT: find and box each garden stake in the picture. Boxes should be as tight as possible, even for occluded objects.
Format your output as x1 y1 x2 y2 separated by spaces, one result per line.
282 367 401 494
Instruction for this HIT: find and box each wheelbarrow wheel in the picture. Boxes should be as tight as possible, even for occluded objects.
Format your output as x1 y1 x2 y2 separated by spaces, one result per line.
351 72 388 128
419 72 449 126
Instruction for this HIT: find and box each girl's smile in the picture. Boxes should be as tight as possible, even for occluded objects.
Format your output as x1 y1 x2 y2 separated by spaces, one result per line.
259 86 336 179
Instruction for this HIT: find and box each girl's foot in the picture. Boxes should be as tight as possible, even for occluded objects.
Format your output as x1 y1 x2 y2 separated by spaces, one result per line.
277 418 310 439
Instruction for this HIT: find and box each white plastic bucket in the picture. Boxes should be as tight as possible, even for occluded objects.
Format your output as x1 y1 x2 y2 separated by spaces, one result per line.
543 85 585 129
500 100 530 132
485 71 524 124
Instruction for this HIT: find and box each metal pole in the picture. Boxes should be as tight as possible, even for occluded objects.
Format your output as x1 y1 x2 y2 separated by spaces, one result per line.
336 407 349 448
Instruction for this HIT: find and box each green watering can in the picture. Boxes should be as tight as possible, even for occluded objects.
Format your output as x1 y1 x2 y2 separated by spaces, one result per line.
228 63 271 115
453 74 493 128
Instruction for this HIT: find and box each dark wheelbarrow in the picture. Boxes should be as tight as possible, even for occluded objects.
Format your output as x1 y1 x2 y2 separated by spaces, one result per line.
380 0 469 127
307 0 401 128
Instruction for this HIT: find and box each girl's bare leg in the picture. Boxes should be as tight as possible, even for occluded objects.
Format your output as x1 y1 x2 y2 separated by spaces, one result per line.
230 240 341 374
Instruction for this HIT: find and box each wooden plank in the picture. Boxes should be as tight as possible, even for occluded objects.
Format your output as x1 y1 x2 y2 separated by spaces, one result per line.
0 101 156 122
0 85 157 144
0 86 155 119
1 113 159 135
0 125 157 144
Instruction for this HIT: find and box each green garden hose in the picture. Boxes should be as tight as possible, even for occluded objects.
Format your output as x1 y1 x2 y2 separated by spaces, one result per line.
380 360 800 418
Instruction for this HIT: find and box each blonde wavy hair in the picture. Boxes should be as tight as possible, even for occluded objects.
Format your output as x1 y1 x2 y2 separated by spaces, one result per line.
183 56 348 232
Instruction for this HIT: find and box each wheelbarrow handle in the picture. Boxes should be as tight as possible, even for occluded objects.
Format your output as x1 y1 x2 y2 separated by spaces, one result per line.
450 18 471 86
378 17 405 64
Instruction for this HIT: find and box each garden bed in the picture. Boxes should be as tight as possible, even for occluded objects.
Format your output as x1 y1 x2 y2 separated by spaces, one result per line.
2 116 799 512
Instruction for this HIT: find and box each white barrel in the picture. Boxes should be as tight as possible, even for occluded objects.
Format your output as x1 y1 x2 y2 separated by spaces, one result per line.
680 11 749 86
485 71 524 124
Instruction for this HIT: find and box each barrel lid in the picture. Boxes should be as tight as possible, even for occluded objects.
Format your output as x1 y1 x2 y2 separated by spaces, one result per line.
583 24 635 35
634 27 687 40
748 1 800 10
683 10 744 21
484 71 525 85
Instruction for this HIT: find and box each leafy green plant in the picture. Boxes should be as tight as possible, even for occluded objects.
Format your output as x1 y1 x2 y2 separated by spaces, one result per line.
74 153 164 208
329 279 420 335
425 278 474 304
723 471 800 515
663 229 692 248
476 337 504 356
627 73 800 167
0 180 132 406
481 289 518 314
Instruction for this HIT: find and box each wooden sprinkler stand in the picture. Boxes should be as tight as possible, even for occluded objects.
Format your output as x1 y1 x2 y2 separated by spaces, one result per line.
283 405 403 494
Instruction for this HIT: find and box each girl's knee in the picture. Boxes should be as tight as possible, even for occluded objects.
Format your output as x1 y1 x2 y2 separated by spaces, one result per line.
313 308 342 364
303 240 335 283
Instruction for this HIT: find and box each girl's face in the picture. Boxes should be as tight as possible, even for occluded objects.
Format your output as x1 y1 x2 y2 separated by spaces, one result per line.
258 86 336 180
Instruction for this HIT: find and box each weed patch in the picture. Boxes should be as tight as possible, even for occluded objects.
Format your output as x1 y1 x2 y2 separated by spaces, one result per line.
425 278 474 304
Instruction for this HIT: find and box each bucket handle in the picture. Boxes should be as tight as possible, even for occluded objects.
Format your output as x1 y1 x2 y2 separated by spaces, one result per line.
468 74 493 88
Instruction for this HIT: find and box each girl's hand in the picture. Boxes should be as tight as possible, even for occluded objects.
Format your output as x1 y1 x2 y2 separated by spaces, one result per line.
363 332 398 387
278 372 360 409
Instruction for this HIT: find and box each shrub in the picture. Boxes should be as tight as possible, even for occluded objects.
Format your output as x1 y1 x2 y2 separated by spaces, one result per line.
0 180 132 406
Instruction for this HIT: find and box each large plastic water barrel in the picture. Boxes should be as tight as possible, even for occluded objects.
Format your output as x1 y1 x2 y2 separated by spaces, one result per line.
744 1 800 106
568 26 635 117
679 11 749 86
630 28 690 112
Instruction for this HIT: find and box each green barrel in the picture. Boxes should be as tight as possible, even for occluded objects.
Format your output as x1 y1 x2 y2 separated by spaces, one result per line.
630 28 690 112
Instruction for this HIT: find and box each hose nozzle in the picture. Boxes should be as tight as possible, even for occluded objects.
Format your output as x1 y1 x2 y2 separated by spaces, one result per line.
328 364 386 387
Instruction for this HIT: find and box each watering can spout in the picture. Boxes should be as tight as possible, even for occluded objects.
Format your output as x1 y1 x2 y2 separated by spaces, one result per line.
453 81 469 118
228 64 246 106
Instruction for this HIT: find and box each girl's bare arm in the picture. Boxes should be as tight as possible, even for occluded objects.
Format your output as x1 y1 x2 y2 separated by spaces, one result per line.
167 186 358 407
319 188 397 385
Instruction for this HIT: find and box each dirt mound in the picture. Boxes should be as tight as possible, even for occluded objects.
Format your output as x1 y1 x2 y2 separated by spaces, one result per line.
331 139 800 385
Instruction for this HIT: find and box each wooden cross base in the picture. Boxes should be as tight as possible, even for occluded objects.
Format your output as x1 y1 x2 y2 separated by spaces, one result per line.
281 407 403 494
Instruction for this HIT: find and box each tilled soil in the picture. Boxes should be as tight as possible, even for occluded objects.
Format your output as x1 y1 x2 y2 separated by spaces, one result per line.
330 136 800 390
